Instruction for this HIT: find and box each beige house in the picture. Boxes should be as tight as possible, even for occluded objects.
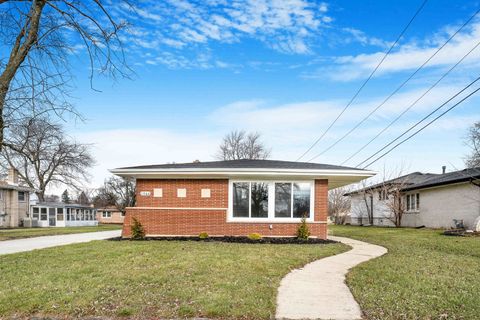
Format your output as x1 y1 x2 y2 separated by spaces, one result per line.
96 206 124 224
346 167 480 230
0 168 35 228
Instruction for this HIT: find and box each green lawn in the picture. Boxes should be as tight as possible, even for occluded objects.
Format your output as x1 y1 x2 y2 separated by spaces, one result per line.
0 224 122 241
330 225 480 320
0 240 348 319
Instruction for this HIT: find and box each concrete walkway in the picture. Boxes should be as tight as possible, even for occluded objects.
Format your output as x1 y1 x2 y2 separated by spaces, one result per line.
276 236 387 320
0 230 121 255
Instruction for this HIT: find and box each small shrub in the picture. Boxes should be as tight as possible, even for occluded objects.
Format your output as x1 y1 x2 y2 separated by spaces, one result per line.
297 216 310 240
199 232 209 239
248 233 262 241
131 217 145 240
117 308 134 317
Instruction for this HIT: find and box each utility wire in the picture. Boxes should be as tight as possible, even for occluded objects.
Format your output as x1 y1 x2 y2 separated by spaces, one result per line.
358 76 480 168
295 0 429 162
341 37 480 165
307 6 480 163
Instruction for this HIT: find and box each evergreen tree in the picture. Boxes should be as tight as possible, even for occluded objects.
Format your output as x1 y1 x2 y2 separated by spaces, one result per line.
61 189 70 204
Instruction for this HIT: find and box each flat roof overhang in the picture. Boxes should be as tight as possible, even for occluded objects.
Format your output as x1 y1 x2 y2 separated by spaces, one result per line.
109 168 376 189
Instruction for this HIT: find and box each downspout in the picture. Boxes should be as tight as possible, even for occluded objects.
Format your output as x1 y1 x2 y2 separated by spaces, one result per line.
369 194 374 225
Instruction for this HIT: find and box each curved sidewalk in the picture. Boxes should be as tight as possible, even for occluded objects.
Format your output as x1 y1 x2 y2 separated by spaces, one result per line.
0 230 121 255
276 236 387 320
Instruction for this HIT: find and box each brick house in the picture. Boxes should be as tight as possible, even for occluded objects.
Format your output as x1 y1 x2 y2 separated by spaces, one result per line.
110 159 375 239
96 206 124 224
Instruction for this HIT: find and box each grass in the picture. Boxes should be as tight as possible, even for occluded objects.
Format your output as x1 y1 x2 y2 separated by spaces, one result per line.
0 240 348 319
330 225 480 320
0 224 122 241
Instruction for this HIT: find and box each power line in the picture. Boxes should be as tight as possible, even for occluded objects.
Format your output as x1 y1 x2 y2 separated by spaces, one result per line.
358 76 480 168
307 6 480 163
341 37 480 165
295 0 429 162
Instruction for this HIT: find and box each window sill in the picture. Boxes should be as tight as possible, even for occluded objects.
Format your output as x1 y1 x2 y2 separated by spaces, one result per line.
227 218 315 223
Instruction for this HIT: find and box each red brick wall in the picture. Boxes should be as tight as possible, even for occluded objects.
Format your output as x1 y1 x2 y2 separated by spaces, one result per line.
123 179 328 239
136 179 228 208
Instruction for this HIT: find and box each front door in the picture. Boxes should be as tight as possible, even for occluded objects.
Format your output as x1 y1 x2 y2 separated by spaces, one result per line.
48 208 56 226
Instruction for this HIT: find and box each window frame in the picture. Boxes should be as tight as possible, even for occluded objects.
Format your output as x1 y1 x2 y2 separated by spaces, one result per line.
227 179 315 223
405 193 420 212
18 191 26 202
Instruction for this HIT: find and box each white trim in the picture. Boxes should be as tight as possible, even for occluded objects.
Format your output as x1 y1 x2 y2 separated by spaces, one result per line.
110 167 376 178
227 179 315 223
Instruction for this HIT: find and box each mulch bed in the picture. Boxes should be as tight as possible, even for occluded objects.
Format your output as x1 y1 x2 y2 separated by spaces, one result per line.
443 229 480 237
112 236 337 244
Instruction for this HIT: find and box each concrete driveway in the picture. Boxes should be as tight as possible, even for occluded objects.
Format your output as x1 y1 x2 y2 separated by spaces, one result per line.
0 230 121 255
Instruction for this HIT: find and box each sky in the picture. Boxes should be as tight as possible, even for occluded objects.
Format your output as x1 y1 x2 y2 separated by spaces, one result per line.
57 0 480 191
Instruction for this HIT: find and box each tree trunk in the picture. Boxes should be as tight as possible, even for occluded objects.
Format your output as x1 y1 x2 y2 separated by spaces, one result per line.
0 0 46 150
36 191 45 203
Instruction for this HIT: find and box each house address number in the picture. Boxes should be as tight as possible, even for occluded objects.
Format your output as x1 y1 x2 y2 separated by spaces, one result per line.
140 191 151 196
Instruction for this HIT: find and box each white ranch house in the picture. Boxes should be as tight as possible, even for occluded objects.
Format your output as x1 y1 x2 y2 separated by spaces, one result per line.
346 167 480 230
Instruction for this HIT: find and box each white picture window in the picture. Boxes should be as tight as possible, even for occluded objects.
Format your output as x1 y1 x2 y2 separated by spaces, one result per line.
201 188 211 198
102 211 112 218
230 181 314 221
153 188 163 197
177 188 187 198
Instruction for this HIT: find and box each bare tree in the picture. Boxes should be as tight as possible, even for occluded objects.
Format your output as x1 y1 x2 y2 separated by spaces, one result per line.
378 165 411 227
351 179 374 225
465 121 480 168
95 176 135 213
0 0 130 150
216 130 271 160
92 186 117 208
328 187 351 224
0 116 94 201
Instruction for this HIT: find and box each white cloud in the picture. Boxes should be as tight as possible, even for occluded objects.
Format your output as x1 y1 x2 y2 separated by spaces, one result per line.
315 19 480 81
118 0 332 63
73 83 478 189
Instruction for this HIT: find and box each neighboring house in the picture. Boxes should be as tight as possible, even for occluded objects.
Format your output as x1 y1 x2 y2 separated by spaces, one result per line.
96 206 124 224
0 168 35 228
29 202 98 227
346 167 480 230
110 159 375 239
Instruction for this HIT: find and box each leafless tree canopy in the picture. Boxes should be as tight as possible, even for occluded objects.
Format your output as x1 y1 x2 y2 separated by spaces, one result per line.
0 0 130 150
216 130 271 160
94 176 135 213
328 187 351 224
0 116 94 201
465 121 480 168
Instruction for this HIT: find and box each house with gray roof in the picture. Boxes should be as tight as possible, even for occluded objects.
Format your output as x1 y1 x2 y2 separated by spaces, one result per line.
110 159 375 239
346 167 480 230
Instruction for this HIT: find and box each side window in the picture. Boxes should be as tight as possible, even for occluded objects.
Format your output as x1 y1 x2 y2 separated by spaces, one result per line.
18 191 25 202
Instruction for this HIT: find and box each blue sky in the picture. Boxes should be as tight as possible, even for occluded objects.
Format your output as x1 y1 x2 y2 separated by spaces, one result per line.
62 0 480 187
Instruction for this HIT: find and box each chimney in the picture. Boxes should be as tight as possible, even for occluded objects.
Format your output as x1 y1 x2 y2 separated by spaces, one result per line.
442 166 446 174
7 167 19 185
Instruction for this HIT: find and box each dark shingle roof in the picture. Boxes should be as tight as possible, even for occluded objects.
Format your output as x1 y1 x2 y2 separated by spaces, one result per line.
116 159 366 171
402 167 480 191
346 167 480 195
344 172 439 195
